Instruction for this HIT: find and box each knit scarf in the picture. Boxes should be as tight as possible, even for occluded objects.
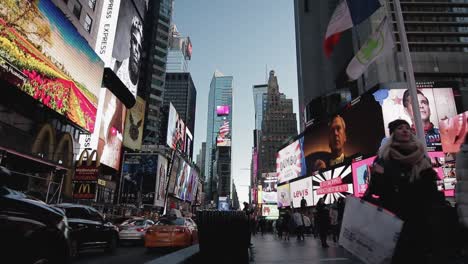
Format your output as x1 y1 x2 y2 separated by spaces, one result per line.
378 135 432 182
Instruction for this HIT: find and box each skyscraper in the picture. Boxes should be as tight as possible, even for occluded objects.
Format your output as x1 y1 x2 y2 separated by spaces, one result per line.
258 71 297 175
253 84 268 131
139 0 173 145
166 25 192 73
204 71 233 202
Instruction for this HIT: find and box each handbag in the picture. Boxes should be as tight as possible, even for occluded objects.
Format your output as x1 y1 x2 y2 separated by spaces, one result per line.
339 196 403 264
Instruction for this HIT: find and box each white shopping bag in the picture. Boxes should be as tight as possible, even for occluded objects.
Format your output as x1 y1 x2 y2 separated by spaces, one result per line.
339 196 403 264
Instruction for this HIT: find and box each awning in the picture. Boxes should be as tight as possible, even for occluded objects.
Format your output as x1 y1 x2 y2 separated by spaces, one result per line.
0 145 68 170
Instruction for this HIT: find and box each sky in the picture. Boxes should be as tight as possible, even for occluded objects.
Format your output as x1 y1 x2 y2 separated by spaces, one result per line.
172 0 299 205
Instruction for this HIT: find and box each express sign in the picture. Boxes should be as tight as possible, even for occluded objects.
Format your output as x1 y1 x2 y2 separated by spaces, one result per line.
290 177 313 208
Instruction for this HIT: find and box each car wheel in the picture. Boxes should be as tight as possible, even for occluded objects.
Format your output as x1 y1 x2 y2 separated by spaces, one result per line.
106 235 118 253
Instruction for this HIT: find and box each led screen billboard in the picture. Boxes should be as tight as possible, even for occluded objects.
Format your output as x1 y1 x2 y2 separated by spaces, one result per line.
218 197 229 211
440 111 468 153
261 173 278 204
166 103 186 151
0 0 104 132
381 88 457 151
123 96 146 150
262 204 279 219
97 90 126 170
312 164 353 205
429 152 456 197
351 156 376 197
303 94 385 175
110 0 147 98
185 169 199 202
216 120 231 147
173 159 190 200
277 183 291 208
154 155 168 207
290 177 313 208
167 155 181 195
216 105 230 116
276 137 306 184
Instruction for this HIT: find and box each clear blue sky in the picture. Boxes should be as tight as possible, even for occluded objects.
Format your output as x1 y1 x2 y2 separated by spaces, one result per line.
173 0 299 204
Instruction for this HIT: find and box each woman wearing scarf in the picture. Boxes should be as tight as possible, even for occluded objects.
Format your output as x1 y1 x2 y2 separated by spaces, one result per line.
364 119 443 263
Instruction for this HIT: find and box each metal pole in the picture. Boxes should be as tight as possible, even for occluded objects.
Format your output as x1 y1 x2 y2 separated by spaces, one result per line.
393 0 426 145
57 172 64 203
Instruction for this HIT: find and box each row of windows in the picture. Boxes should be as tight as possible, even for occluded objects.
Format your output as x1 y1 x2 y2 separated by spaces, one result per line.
63 0 95 33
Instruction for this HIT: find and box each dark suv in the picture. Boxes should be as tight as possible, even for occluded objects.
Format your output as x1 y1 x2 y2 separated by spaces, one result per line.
0 168 71 264
54 203 119 256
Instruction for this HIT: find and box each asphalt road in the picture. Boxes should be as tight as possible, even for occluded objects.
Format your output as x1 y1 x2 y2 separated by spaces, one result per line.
72 242 175 264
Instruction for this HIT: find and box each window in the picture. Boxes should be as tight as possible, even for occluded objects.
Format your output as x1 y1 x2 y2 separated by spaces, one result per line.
73 1 82 19
88 0 96 10
83 14 93 32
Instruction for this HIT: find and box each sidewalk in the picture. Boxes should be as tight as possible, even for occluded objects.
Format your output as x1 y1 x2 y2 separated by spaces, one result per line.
250 233 363 264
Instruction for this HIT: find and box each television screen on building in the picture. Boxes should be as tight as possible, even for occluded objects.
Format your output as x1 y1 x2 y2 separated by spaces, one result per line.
381 88 457 151
0 0 104 132
276 137 306 184
277 183 291 208
185 169 198 202
290 177 313 208
429 152 456 197
312 164 353 205
440 111 468 154
351 156 376 197
166 103 186 152
262 204 279 219
216 105 230 116
121 154 160 205
154 155 168 207
167 155 181 195
174 160 190 199
261 173 278 204
216 120 231 147
123 96 146 150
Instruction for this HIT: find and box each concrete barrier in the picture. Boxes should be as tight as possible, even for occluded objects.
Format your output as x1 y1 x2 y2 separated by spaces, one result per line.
144 244 199 264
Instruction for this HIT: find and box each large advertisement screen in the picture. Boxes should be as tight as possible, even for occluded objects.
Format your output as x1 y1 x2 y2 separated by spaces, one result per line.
174 159 190 200
262 204 279 219
290 177 313 208
261 173 278 204
216 120 231 147
110 0 146 98
166 103 186 151
429 152 456 197
97 90 126 170
0 0 104 132
154 155 168 207
276 137 306 184
277 183 291 208
185 169 199 202
167 155 181 195
121 154 160 206
303 95 385 175
440 111 468 153
312 164 353 205
381 88 457 151
351 156 376 197
216 105 230 116
123 96 146 150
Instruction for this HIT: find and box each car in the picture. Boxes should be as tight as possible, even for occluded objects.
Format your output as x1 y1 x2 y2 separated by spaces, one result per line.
54 203 119 256
144 216 198 249
119 219 155 242
0 166 71 264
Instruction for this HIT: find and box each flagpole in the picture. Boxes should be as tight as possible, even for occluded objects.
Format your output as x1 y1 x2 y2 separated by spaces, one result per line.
392 0 426 146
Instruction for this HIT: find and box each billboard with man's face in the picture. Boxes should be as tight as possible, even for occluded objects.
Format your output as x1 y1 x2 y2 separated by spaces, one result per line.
0 0 104 132
381 88 457 151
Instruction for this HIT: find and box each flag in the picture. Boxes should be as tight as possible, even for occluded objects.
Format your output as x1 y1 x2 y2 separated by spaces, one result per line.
324 0 381 57
346 17 395 80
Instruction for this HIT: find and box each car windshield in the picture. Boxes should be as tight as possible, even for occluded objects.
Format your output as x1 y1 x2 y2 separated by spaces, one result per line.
156 217 185 226
60 207 87 219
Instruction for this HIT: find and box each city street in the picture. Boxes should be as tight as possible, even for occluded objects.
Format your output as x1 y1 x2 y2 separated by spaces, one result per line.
72 244 170 264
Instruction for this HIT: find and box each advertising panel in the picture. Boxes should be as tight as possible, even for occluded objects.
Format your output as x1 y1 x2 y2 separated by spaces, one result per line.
381 88 457 151
95 0 122 66
303 95 385 175
216 105 230 116
121 154 160 205
74 166 99 181
73 182 97 200
0 0 104 132
440 111 468 153
185 169 199 202
154 155 168 207
196 182 203 205
216 120 231 147
276 137 306 184
110 0 146 98
185 128 193 156
166 103 186 151
429 152 456 197
174 159 190 199
261 173 278 204
312 164 353 205
277 184 291 208
218 196 229 211
290 177 313 208
351 156 376 197
262 204 279 219
167 155 181 195
97 90 126 170
123 96 146 150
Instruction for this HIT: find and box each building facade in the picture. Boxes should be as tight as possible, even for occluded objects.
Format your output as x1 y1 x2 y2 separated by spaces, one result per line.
196 142 206 182
253 84 268 131
204 71 233 202
166 25 192 73
139 0 173 145
258 71 297 175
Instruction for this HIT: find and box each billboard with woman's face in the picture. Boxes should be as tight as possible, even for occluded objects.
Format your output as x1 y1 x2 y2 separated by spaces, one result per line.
0 0 104 132
277 183 291 208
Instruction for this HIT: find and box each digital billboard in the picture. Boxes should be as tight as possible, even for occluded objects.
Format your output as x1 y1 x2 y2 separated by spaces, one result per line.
429 152 456 197
123 96 146 150
276 137 306 184
216 105 230 116
154 155 168 207
0 0 104 132
185 128 193 156
173 159 190 200
303 94 385 175
167 155 181 195
261 173 278 204
277 183 291 208
110 0 147 98
381 88 457 151
166 103 186 151
196 182 203 205
121 154 160 206
351 156 376 197
216 120 231 147
312 164 353 205
440 111 468 153
262 204 279 219
218 196 229 211
290 177 313 208
97 90 126 170
185 169 199 202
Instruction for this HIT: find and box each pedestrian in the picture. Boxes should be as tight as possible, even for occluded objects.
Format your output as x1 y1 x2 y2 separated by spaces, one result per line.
329 202 339 243
336 197 345 241
316 198 330 248
363 119 447 263
243 202 254 247
303 213 312 234
301 196 307 209
259 217 266 236
293 209 305 241
282 210 291 241
276 217 283 239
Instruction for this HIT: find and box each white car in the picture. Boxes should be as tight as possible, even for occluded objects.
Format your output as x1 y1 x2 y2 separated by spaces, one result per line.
118 219 155 242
